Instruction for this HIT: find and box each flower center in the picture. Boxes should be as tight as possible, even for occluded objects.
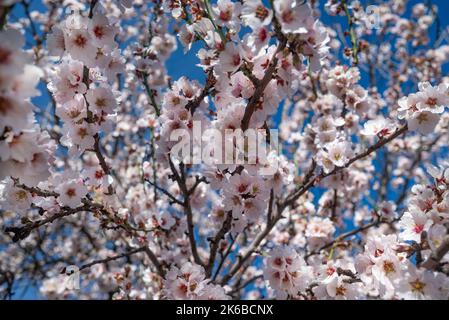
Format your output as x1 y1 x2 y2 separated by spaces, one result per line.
233 54 241 66
95 170 104 179
66 188 76 198
281 10 294 24
335 285 347 296
74 34 87 48
255 5 269 20
95 98 107 108
417 112 428 124
410 279 426 293
219 10 231 22
77 127 89 139
237 184 247 193
413 224 424 234
15 190 28 201
426 97 437 106
93 26 105 39
383 261 395 274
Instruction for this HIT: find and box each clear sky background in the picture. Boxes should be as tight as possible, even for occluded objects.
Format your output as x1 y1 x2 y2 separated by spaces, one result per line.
5 0 449 299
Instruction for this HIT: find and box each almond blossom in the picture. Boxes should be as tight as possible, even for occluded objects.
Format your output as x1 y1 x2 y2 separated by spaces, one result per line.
1 0 449 302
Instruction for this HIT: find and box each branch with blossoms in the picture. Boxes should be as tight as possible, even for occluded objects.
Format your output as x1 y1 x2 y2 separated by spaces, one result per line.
1 0 449 301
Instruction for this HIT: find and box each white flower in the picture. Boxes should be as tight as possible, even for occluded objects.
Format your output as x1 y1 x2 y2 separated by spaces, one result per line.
81 166 113 188
154 211 176 230
0 29 27 76
395 265 441 300
326 140 352 168
305 217 335 249
263 245 312 296
87 14 117 47
407 111 440 134
241 0 273 29
47 25 66 57
86 86 117 115
377 201 397 220
0 131 40 163
371 252 402 298
415 82 449 114
216 43 243 73
0 96 33 134
399 211 433 243
361 117 395 137
48 58 87 104
324 275 361 300
56 93 87 124
65 28 96 67
164 262 229 300
61 122 96 153
398 82 449 134
212 0 242 31
273 0 312 34
55 178 88 208
0 179 32 213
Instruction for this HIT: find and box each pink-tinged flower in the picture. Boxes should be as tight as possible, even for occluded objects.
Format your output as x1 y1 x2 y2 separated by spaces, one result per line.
0 96 33 134
318 274 361 300
48 58 87 104
47 25 66 57
153 211 176 230
273 0 313 34
102 49 125 80
178 24 195 53
61 122 96 153
398 93 421 120
0 158 43 188
0 131 40 163
325 140 352 168
305 217 335 249
399 211 433 243
9 65 43 100
395 265 441 300
55 178 88 208
243 27 271 54
407 110 440 134
88 14 117 47
263 245 312 297
377 201 397 220
241 0 273 29
56 93 87 124
216 43 243 73
65 28 97 66
361 117 395 138
212 0 242 31
242 197 264 222
0 178 32 213
164 262 229 300
82 166 113 188
0 29 27 76
228 71 255 99
86 86 117 115
415 82 449 114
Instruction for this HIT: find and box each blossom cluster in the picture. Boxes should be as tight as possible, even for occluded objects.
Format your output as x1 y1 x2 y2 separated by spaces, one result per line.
0 29 52 187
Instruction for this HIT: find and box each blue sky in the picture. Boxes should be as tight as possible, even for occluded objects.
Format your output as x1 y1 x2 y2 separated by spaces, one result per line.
6 0 449 299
